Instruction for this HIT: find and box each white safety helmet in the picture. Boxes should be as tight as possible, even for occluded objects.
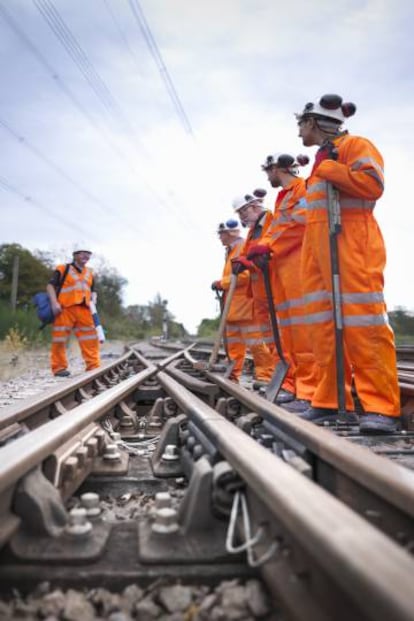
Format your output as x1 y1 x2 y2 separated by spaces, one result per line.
232 189 267 212
295 94 356 124
217 218 240 234
73 244 92 255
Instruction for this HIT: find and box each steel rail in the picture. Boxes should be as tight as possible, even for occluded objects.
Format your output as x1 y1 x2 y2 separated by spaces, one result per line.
202 369 414 520
0 364 157 496
156 370 414 621
0 346 193 495
0 351 137 430
0 343 193 433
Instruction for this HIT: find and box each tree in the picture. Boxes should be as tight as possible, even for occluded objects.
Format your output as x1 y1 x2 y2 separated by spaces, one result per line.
94 265 127 318
389 307 414 337
197 316 220 337
0 243 51 307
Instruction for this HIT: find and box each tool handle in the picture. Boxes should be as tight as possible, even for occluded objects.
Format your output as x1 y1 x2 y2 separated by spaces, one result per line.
327 182 341 235
326 182 346 416
208 274 238 368
261 260 287 363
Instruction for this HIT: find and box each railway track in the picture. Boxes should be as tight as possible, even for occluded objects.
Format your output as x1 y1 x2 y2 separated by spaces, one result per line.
0 340 414 620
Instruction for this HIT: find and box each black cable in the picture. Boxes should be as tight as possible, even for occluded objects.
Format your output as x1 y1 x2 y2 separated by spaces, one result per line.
128 0 195 138
0 175 96 239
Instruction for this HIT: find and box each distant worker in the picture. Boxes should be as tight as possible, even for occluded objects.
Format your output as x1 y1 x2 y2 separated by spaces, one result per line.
211 218 273 384
295 93 400 432
246 154 318 412
231 191 295 401
47 246 101 377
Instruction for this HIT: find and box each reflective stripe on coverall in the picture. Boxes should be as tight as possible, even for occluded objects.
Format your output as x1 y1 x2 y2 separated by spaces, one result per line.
220 239 275 382
51 264 100 374
301 133 400 416
242 211 295 392
260 177 317 401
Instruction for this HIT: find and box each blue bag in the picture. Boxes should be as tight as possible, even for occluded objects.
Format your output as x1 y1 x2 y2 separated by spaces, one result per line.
32 264 70 329
32 292 54 325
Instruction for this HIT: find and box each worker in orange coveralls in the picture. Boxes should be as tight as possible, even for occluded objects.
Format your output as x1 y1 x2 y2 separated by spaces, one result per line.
231 191 296 402
211 217 274 384
246 154 318 413
293 93 400 433
47 247 100 377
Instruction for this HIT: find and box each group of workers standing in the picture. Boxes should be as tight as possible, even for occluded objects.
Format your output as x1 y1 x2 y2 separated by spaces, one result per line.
212 93 400 434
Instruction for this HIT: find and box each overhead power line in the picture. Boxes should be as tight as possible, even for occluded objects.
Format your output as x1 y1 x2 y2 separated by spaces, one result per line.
0 118 114 219
30 0 190 224
128 0 195 139
1 1 200 232
0 174 95 239
33 0 131 131
102 0 143 80
0 1 143 179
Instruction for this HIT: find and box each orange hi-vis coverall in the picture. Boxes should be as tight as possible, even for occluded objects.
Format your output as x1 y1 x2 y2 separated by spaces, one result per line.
51 264 100 374
302 132 400 417
219 238 275 382
260 177 317 401
242 210 295 393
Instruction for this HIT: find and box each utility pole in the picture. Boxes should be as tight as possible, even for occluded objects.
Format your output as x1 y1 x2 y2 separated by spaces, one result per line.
162 299 169 341
10 255 19 311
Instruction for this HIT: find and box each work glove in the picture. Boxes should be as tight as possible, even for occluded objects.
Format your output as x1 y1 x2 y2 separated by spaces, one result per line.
211 280 223 291
246 244 271 269
231 257 253 275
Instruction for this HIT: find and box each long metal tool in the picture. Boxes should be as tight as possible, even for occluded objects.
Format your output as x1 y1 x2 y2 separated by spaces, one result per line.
214 288 236 378
207 274 238 370
261 259 290 402
326 181 347 421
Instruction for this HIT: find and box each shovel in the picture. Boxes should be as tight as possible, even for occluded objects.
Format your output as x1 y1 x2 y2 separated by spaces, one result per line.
194 274 238 374
260 259 290 403
214 288 236 378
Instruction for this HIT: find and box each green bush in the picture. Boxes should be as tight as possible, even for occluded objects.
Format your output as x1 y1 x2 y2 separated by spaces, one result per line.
0 301 50 345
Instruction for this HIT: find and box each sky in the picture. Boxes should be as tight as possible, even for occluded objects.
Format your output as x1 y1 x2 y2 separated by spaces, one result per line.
1 0 413 334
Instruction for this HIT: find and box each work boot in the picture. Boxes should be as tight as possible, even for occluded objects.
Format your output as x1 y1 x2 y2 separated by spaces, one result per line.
54 369 70 377
359 413 400 434
283 399 310 414
275 389 295 404
299 407 358 425
252 380 268 390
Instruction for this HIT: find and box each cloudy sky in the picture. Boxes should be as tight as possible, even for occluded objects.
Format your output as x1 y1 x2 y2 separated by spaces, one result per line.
1 0 413 333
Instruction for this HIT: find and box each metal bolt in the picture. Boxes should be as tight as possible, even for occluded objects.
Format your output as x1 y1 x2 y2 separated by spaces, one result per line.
65 507 92 537
120 415 134 429
161 444 179 462
151 507 179 534
155 492 172 510
103 443 121 461
75 446 88 467
186 436 196 450
94 429 106 452
62 456 78 481
80 492 101 517
193 444 204 460
85 437 98 458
